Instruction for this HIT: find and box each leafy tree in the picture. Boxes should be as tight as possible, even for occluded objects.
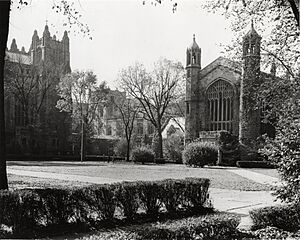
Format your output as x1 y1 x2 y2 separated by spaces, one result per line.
56 70 108 160
203 0 300 202
203 0 299 77
261 100 300 203
120 59 184 158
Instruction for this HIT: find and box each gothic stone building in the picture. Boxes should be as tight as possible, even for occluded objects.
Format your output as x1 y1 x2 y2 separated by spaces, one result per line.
4 24 71 155
185 24 275 150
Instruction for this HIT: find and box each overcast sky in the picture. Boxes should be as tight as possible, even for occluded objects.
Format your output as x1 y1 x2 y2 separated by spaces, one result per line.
8 0 234 88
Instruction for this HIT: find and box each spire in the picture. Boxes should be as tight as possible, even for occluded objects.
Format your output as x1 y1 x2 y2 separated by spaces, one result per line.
244 20 261 39
43 23 50 37
243 20 261 57
188 34 200 50
10 38 19 52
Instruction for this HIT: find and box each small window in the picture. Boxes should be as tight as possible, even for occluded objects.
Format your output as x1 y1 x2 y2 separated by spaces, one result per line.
186 102 190 114
107 125 112 135
187 69 190 78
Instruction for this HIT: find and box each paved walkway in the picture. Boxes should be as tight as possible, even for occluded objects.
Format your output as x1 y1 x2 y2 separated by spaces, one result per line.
7 166 281 230
226 168 280 187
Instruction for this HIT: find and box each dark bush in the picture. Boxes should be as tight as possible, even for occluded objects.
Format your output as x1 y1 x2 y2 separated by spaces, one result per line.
131 146 155 164
182 141 219 167
163 133 184 163
236 161 274 168
114 182 139 220
218 131 240 166
113 138 128 158
0 178 211 238
137 181 162 216
136 213 240 240
250 204 300 231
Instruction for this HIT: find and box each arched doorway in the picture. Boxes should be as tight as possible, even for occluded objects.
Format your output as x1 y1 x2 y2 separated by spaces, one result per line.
206 80 234 131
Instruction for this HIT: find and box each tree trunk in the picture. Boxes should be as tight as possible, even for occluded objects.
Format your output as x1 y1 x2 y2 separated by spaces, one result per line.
0 0 10 190
126 139 130 162
157 127 164 159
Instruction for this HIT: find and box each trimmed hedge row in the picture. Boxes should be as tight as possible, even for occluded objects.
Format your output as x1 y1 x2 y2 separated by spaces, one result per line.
250 204 300 231
236 161 274 168
135 213 240 240
0 178 210 237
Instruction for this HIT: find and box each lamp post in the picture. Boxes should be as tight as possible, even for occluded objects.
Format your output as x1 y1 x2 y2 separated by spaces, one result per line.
80 103 87 162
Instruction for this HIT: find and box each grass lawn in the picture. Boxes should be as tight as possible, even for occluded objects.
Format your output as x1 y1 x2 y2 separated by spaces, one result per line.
247 168 280 178
7 161 272 191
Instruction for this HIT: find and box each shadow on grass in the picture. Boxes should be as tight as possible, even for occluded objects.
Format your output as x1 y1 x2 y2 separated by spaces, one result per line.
7 161 108 167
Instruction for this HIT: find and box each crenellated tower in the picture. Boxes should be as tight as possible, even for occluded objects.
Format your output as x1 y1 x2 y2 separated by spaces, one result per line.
30 24 71 73
185 34 201 143
239 21 262 150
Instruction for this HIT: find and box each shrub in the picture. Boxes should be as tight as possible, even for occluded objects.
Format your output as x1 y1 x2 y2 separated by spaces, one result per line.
113 139 128 158
136 213 240 240
137 181 162 216
250 204 300 231
114 182 139 220
163 133 184 163
0 178 211 238
182 141 219 167
131 146 155 164
218 131 240 166
236 161 274 168
259 101 300 203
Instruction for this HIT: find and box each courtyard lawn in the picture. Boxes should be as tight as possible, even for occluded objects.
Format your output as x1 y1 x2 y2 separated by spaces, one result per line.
247 168 280 179
7 161 272 191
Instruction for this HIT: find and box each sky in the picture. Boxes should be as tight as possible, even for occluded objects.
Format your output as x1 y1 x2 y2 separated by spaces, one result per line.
8 0 234 89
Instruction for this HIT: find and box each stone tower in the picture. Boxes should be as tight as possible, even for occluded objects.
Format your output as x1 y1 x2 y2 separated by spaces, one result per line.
239 22 262 149
30 24 71 73
185 35 201 143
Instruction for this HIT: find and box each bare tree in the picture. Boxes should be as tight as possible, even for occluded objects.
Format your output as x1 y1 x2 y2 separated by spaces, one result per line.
56 70 108 161
113 98 140 161
120 59 184 158
4 58 59 126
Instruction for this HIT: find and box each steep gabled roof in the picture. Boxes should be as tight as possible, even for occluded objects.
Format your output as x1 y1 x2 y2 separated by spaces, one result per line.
200 56 242 78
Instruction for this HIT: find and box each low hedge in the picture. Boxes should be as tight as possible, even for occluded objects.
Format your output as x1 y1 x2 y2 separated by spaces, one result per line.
250 204 300 231
236 161 274 168
135 213 240 240
0 178 211 238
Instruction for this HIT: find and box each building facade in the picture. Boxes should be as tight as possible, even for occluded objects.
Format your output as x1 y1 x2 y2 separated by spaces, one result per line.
4 24 72 155
185 23 275 150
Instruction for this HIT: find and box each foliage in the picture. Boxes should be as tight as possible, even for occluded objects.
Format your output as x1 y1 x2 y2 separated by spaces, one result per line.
0 178 211 238
203 0 299 77
250 204 300 231
260 101 300 203
119 58 185 158
131 146 155 164
218 131 240 166
56 70 109 152
135 213 240 240
236 161 274 168
183 141 219 167
163 133 184 163
114 138 128 157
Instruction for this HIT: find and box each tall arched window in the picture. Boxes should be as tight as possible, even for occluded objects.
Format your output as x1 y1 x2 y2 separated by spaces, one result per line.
206 80 234 131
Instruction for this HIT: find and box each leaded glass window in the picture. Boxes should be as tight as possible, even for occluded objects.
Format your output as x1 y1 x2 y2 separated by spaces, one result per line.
206 80 234 131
